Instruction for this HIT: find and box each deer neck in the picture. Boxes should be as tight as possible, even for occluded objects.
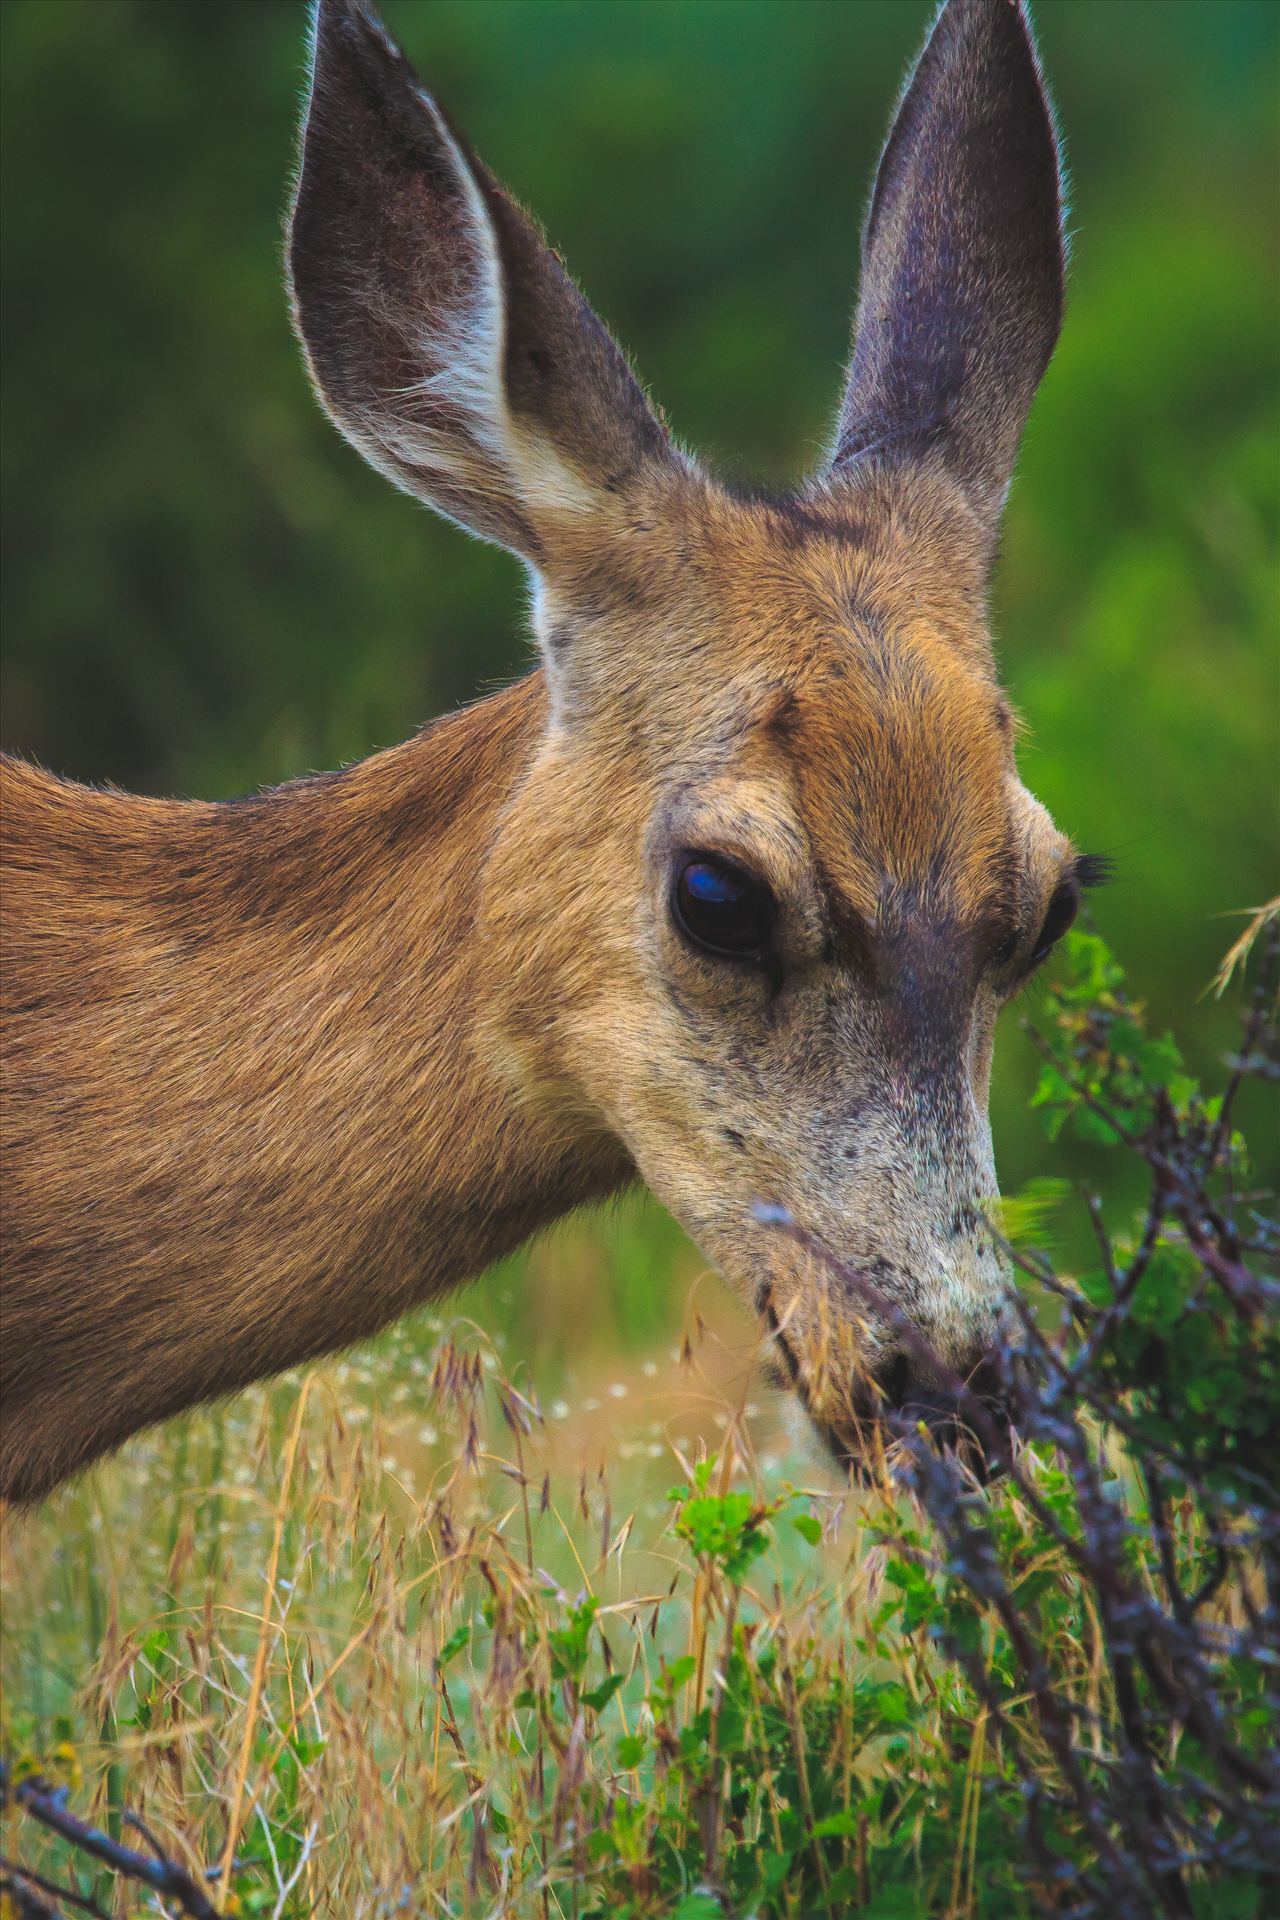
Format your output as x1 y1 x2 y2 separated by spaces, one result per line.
1 670 631 1494
196 670 632 1343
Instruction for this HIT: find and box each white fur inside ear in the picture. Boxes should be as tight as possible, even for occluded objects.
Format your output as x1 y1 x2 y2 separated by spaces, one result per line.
396 89 599 523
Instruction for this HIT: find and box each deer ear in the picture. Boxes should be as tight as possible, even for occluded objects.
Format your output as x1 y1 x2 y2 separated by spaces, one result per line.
289 0 674 566
826 0 1065 540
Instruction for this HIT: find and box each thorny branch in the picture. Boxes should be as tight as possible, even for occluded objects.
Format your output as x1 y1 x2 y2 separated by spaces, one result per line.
760 917 1280 1918
0 1762 223 1920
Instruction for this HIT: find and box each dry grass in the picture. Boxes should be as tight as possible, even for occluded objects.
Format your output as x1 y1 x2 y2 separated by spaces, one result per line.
5 921 1276 1917
0 1252 874 1916
4 1256 1274 1918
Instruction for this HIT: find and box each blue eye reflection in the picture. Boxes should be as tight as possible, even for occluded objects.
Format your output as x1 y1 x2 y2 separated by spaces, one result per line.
672 852 775 963
683 861 745 907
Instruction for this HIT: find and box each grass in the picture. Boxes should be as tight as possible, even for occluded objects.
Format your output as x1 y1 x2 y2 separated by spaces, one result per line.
2 1330 1268 1918
3 926 1277 1918
1 1307 875 1916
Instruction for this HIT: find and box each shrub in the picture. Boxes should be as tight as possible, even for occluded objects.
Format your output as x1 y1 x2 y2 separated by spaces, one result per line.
3 916 1277 1917
842 913 1280 1918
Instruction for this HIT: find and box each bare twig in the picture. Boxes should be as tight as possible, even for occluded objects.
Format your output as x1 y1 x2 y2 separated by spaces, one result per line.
1 1765 222 1920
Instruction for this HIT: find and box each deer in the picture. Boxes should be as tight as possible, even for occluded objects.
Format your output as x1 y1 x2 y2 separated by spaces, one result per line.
0 0 1099 1507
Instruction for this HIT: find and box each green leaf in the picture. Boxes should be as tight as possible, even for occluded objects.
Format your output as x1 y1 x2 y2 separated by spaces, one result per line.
760 1850 792 1889
437 1624 470 1667
582 1673 624 1713
810 1809 859 1839
864 1884 929 1919
991 1178 1069 1251
549 1596 600 1680
1073 1104 1124 1146
671 1891 723 1919
825 1864 866 1905
1191 1877 1259 1920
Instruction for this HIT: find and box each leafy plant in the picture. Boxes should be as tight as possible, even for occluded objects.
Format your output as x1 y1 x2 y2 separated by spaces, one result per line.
3 919 1276 1915
856 915 1280 1918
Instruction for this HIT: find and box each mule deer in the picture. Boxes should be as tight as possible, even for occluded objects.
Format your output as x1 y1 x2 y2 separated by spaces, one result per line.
0 0 1098 1504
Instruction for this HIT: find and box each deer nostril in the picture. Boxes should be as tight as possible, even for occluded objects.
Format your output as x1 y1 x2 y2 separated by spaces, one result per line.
874 1362 1012 1481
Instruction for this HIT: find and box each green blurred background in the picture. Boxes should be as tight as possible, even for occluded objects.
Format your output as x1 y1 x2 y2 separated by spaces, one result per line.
2 0 1276 1373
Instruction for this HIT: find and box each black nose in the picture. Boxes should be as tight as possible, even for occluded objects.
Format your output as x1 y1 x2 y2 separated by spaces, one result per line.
880 1359 1012 1479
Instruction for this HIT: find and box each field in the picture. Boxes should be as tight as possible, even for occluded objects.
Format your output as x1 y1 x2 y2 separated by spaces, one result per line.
1 1302 874 1914
1 1 1277 1915
4 925 1277 1916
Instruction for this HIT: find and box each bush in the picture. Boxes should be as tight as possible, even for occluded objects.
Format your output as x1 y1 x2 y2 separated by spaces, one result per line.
567 916 1280 1917
4 917 1277 1917
845 915 1280 1918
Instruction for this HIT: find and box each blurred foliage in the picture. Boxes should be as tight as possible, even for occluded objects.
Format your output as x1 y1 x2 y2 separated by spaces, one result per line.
1 0 1276 1308
4 925 1276 1916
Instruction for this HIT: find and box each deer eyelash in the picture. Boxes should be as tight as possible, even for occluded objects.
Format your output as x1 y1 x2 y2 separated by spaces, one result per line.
1074 852 1116 890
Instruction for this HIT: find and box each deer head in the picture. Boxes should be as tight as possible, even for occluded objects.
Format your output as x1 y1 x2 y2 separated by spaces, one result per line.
291 0 1085 1469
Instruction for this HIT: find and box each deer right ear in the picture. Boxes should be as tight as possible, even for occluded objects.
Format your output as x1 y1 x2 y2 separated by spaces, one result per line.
825 0 1065 545
289 0 675 567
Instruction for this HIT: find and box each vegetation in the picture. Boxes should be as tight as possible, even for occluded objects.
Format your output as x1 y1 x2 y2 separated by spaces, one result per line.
1 2 1276 1239
1 3 1275 1915
4 919 1276 1916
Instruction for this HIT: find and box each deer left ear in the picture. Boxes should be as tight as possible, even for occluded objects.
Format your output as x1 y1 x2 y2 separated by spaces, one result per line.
825 0 1065 544
289 0 676 569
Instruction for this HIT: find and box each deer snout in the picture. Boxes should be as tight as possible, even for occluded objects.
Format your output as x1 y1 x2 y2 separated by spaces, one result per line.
767 1296 1015 1482
753 1199 1014 1476
871 1351 1013 1482
807 1352 1012 1483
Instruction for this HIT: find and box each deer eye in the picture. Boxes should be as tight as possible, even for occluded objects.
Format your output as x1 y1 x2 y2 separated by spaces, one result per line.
1029 879 1080 966
672 853 775 962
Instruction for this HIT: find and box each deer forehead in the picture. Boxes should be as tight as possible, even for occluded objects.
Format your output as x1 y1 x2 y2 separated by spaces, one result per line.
540 512 1024 919
541 478 990 668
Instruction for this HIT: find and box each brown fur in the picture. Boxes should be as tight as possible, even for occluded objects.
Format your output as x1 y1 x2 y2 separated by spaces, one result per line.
0 0 1079 1500
1 684 632 1500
